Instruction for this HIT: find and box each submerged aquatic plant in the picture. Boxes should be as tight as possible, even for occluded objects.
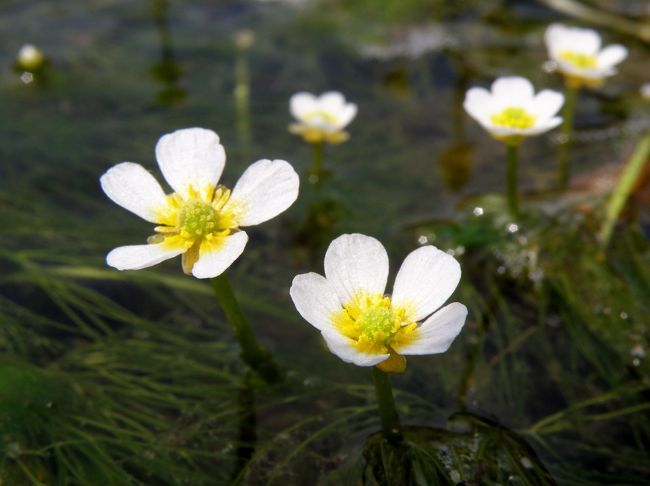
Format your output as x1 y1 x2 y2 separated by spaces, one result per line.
544 23 628 89
100 127 299 279
463 76 564 216
101 127 299 381
289 91 357 183
290 233 466 438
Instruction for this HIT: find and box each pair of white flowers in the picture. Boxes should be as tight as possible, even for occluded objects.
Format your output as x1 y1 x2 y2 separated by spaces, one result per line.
463 24 627 143
102 128 466 369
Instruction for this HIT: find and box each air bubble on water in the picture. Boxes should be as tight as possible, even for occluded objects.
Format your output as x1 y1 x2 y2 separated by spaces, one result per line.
546 315 561 328
7 442 21 457
20 72 34 84
630 345 645 359
542 60 558 73
529 269 544 283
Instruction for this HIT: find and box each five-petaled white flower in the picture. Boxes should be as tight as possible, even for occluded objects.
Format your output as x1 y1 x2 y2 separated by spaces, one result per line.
544 24 628 88
463 76 564 145
290 234 467 373
100 127 299 279
289 91 357 144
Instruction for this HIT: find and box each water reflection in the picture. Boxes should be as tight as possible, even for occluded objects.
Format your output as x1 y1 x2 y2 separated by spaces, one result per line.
438 50 475 193
150 0 186 106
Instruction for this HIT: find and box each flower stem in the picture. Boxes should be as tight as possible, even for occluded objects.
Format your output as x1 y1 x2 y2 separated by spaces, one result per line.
506 143 519 218
372 367 402 443
558 85 578 191
211 273 282 383
310 142 324 185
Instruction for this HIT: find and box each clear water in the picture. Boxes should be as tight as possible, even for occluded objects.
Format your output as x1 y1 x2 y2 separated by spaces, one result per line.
1 0 649 484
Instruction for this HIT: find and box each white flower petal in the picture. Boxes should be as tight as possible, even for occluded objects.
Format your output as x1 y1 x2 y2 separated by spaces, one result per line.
597 44 627 69
334 103 357 129
100 162 168 223
544 23 568 56
491 77 535 105
191 231 248 279
523 116 562 135
321 330 389 366
324 234 389 304
573 27 601 55
290 273 341 333
529 90 564 121
155 128 225 196
106 243 184 271
391 245 461 322
463 87 496 121
226 159 299 227
393 303 467 355
318 91 346 112
290 92 318 120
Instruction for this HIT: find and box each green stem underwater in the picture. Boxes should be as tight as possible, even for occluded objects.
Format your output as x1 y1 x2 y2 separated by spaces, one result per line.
506 143 520 218
211 273 282 383
310 142 324 184
372 367 402 442
558 85 578 190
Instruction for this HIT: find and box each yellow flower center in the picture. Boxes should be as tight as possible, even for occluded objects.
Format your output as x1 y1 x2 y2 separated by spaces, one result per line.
358 306 396 342
179 199 219 238
304 110 339 125
151 184 240 273
490 107 536 129
559 50 597 69
332 291 418 358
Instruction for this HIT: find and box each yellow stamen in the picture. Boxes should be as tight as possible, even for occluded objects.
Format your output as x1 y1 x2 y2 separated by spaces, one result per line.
490 107 536 129
303 110 339 125
151 184 240 273
559 50 597 69
332 291 418 367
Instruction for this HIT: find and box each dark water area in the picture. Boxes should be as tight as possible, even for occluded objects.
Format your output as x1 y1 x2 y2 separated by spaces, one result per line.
1 0 649 484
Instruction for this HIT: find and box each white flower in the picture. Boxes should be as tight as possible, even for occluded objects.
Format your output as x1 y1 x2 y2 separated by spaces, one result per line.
290 234 467 373
463 76 564 144
289 91 357 144
544 24 628 87
100 127 299 279
16 44 45 71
